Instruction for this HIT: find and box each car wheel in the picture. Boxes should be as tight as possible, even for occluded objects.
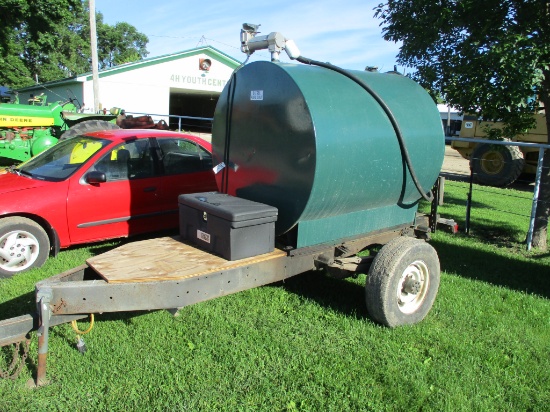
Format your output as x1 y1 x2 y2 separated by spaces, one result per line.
60 120 120 141
0 217 50 278
365 237 440 327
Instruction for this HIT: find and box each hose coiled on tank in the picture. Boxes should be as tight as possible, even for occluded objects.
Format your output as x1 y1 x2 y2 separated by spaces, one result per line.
296 56 434 203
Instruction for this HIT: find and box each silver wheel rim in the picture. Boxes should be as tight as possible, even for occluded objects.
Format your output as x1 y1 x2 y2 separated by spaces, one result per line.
0 230 40 272
396 260 429 314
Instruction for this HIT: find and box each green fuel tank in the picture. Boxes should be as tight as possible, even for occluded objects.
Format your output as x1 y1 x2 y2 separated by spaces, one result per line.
212 61 444 248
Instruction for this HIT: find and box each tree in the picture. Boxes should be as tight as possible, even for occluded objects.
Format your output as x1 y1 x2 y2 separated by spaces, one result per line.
375 0 550 250
0 0 148 88
0 0 85 87
96 21 149 69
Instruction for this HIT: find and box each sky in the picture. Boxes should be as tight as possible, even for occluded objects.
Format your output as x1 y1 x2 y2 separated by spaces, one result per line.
94 0 402 72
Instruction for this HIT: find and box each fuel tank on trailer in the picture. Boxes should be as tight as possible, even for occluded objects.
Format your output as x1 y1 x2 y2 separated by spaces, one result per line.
212 61 444 248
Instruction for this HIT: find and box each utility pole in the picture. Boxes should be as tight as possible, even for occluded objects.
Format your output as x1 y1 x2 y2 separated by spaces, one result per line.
89 0 100 113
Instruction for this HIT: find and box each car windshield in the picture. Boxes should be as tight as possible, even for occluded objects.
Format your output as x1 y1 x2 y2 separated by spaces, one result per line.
16 136 111 181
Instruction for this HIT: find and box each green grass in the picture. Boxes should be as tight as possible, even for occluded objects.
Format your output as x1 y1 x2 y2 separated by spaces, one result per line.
0 181 549 411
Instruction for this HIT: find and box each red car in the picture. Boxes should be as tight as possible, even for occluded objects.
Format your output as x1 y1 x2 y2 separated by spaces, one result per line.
0 129 217 277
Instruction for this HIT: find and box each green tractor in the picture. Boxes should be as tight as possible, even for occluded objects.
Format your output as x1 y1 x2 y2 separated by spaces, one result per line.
0 92 122 165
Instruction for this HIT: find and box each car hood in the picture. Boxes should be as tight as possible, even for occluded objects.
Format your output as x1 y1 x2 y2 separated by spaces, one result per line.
0 172 53 194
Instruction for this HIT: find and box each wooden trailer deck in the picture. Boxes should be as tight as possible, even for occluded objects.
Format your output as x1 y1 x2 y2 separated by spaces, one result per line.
86 236 287 284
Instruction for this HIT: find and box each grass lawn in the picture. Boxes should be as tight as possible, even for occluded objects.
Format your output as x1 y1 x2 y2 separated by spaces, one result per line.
0 180 549 411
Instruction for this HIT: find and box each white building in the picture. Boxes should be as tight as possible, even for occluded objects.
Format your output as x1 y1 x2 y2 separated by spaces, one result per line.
18 46 241 132
437 104 463 136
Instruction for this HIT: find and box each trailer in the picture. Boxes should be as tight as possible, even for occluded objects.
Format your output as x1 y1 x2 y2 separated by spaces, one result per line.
0 25 446 386
0 223 436 384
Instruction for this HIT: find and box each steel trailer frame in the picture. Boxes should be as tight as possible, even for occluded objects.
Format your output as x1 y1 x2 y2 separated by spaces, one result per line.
0 225 411 386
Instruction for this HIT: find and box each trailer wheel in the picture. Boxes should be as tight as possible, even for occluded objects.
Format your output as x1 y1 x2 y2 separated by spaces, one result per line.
470 142 524 187
60 120 120 141
0 217 50 278
365 237 440 327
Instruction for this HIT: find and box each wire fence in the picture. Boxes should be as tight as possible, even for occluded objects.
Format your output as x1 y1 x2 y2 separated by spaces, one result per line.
444 137 550 250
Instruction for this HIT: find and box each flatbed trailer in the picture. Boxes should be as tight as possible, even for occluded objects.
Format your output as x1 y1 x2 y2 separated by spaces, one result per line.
0 223 437 386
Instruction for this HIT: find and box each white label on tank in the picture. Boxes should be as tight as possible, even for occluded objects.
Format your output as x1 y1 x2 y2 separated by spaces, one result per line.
213 162 225 174
250 90 263 101
197 230 211 244
465 121 474 129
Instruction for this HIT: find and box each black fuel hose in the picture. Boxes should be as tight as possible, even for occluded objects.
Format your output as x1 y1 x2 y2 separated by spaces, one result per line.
296 56 434 203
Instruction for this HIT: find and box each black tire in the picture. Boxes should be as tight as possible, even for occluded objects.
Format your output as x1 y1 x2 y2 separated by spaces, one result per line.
470 141 525 187
365 237 440 327
0 217 50 278
60 120 120 141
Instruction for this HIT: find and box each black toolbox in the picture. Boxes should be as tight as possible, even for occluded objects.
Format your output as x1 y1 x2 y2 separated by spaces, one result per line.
178 192 278 260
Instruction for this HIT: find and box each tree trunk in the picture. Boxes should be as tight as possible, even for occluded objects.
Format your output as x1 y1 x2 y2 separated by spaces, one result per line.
531 69 550 250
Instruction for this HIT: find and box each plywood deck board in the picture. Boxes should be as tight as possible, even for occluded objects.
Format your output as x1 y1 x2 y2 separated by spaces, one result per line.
86 236 286 284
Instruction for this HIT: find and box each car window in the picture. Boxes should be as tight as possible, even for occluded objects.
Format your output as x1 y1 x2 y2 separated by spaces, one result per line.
91 139 155 181
18 136 110 181
156 138 212 175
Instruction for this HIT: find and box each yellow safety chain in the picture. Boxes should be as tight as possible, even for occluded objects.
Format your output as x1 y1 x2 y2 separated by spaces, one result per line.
71 314 95 335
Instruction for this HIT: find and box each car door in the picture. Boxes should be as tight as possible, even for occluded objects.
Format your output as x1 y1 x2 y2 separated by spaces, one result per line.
154 136 217 222
66 138 163 244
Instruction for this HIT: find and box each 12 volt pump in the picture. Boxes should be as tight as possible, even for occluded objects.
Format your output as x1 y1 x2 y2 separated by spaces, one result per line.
240 23 301 61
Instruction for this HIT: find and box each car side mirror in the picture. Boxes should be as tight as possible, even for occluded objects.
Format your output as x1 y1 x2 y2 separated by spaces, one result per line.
86 171 107 184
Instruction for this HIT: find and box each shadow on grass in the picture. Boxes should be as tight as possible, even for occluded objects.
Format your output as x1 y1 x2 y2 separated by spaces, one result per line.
276 271 370 320
463 219 527 248
431 238 550 299
0 291 35 319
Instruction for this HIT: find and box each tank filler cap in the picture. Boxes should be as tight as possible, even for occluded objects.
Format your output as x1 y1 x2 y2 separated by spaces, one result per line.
240 23 301 62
